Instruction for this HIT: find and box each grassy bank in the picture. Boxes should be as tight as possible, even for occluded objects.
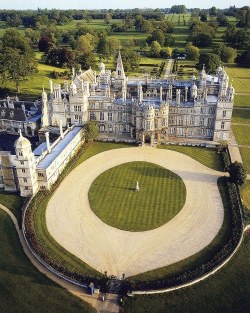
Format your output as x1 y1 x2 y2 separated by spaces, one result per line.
158 145 224 171
0 210 95 313
123 235 250 313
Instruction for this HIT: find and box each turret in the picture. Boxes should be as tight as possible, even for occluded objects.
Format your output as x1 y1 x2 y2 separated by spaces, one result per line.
14 129 38 197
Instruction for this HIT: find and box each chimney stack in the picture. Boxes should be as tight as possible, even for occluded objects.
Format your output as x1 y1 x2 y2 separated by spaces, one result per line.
45 132 51 153
59 120 64 139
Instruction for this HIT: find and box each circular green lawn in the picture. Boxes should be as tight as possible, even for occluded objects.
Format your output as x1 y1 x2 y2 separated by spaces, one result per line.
88 161 186 231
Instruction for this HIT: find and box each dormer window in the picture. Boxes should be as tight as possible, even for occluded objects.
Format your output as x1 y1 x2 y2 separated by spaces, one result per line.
10 111 14 118
1 110 5 117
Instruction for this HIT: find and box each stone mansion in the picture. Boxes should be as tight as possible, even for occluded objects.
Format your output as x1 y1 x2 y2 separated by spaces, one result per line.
42 52 234 144
0 53 234 196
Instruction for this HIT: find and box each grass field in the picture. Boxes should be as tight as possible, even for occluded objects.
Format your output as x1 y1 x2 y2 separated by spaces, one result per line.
123 235 250 313
0 210 95 313
232 109 250 124
226 65 250 94
234 95 250 108
232 125 250 146
1 52 69 97
158 145 224 171
89 161 186 231
239 147 250 173
242 181 250 211
0 193 24 221
33 142 133 276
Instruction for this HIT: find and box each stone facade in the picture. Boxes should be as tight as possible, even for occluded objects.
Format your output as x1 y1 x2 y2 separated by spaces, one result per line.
43 53 234 145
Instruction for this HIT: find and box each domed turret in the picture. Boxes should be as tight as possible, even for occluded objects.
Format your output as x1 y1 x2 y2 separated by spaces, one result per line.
14 129 31 150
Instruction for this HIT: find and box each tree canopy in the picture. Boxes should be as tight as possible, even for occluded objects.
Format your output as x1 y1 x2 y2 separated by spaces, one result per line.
196 53 221 74
229 161 247 186
0 29 37 92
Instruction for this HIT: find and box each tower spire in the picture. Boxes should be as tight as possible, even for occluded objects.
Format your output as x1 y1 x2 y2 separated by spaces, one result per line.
116 51 125 79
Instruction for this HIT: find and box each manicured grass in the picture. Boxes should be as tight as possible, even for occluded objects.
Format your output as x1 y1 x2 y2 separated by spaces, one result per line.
232 108 250 124
73 141 134 169
0 210 95 313
127 177 234 283
158 145 224 171
232 125 250 146
242 181 250 210
33 142 134 276
239 147 250 173
234 95 250 108
0 193 24 221
226 64 250 94
89 161 186 231
123 235 250 313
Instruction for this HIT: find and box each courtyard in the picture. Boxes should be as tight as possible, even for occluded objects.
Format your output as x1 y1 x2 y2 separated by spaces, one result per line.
46 146 225 277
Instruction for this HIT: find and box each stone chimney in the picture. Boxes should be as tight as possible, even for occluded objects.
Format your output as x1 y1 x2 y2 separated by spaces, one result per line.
59 120 64 139
45 132 51 153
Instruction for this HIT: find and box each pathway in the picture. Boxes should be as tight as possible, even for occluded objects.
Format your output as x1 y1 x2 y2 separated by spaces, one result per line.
47 147 225 277
164 58 173 78
0 204 120 313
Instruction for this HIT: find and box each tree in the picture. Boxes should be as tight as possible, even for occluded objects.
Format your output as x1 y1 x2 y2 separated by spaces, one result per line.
45 48 76 67
196 53 220 74
236 6 250 28
217 14 228 26
84 121 99 142
213 44 237 63
229 161 247 186
0 29 37 92
38 36 53 52
192 32 213 47
210 6 217 16
237 50 250 68
185 42 200 60
150 41 161 57
104 13 112 24
77 52 95 69
170 5 187 14
120 49 140 71
76 34 95 54
224 26 250 49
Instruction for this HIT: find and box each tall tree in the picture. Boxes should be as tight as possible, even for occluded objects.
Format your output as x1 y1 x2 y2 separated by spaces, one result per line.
229 161 247 186
196 53 220 74
0 29 37 92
